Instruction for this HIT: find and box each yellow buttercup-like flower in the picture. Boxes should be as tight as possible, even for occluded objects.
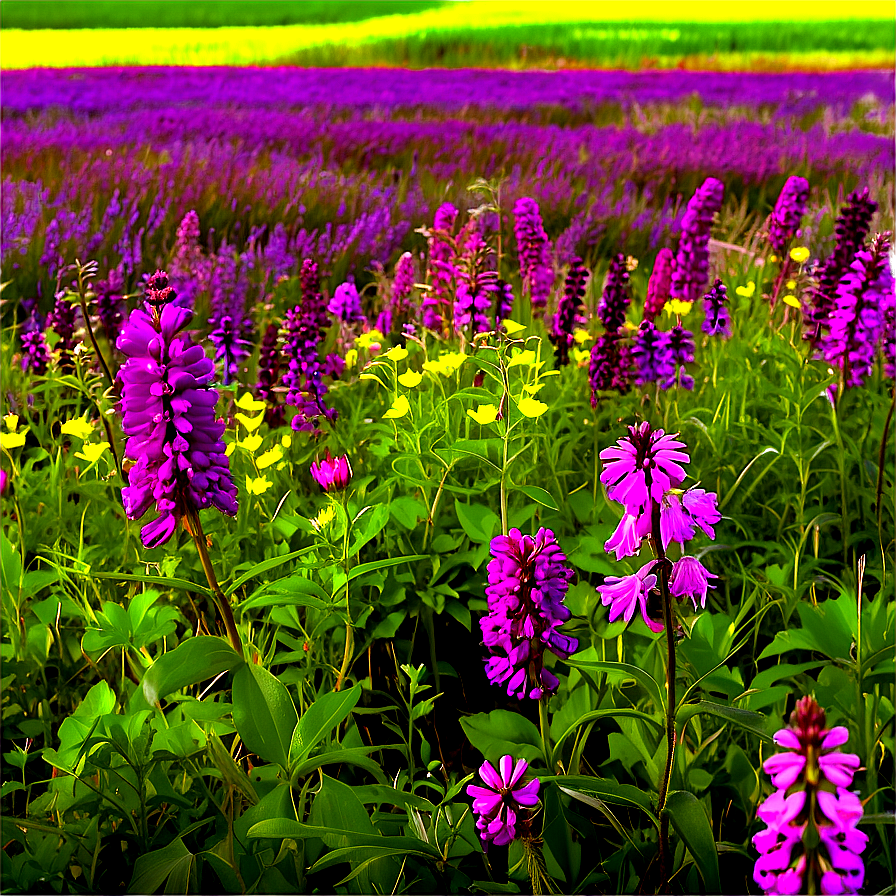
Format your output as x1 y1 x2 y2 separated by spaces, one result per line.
0 432 27 450
312 504 336 530
356 329 385 350
783 295 802 309
383 394 410 419
60 417 94 440
508 349 537 368
4 414 19 433
344 348 358 369
790 247 810 264
281 434 292 448
385 345 409 362
664 299 693 316
517 396 548 418
235 393 267 412
235 412 264 432
501 319 526 335
786 280 797 290
241 434 263 453
423 351 466 377
397 370 423 388
75 441 110 464
573 329 592 345
256 445 284 469
467 404 499 425
246 475 273 495
735 282 756 298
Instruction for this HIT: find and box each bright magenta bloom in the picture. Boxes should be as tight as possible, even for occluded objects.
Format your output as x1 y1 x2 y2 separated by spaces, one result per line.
597 560 663 632
310 450 352 492
466 755 540 846
668 556 717 609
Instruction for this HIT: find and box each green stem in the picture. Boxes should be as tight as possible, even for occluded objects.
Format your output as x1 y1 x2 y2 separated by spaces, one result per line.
335 493 353 691
186 507 242 656
538 697 554 772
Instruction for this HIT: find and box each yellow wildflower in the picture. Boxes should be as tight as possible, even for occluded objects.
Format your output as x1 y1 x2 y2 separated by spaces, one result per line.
522 382 545 394
1 432 27 450
75 441 110 464
625 255 639 271
235 412 264 432
664 299 693 316
385 345 409 362
60 417 94 440
735 282 756 298
467 404 499 425
246 475 272 495
573 329 592 344
517 396 548 418
4 414 19 433
501 319 526 335
783 295 802 309
356 329 385 350
786 280 797 290
225 441 236 457
256 446 283 469
281 434 293 448
344 348 358 369
241 434 263 454
312 504 336 530
397 370 423 388
790 247 810 264
235 393 267 412
383 394 410 419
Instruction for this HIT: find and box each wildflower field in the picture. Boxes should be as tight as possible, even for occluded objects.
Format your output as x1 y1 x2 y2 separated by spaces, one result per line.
1 17 895 896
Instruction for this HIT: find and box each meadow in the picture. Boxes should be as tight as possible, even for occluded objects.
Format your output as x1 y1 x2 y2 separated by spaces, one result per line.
1 20 895 896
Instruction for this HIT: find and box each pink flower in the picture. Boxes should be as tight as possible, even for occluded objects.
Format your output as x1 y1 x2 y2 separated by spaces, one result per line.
604 511 651 560
669 556 717 609
310 450 352 492
466 755 540 846
597 560 663 632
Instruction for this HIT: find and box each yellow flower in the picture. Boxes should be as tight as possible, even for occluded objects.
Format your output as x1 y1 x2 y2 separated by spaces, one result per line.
246 475 272 495
356 329 385 350
517 396 548 418
281 434 293 448
735 281 756 298
235 412 264 432
572 348 590 365
786 280 797 290
383 394 410 419
501 319 526 335
344 348 358 369
241 434 263 454
573 328 592 344
790 247 810 264
312 504 336 530
385 345 409 362
522 382 545 394
256 445 283 469
60 417 94 440
467 404 499 425
75 441 110 464
4 414 19 433
625 255 639 271
235 393 267 411
423 351 466 377
225 441 236 457
397 370 423 388
783 295 802 309
769 255 779 263
508 349 537 368
1 432 27 450
664 299 693 316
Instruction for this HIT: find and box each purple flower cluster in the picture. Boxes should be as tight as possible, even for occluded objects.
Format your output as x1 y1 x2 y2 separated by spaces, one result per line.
632 321 673 386
768 176 810 253
597 253 631 331
20 328 50 375
513 197 554 310
597 423 719 630
207 242 253 385
255 322 284 428
702 278 731 339
93 265 125 343
481 527 577 701
753 696 866 896
494 279 514 327
328 279 364 323
822 233 893 389
377 251 417 334
168 209 211 310
467 755 540 847
47 291 80 372
117 271 238 548
423 202 458 330
665 324 696 390
589 332 632 405
454 228 498 336
644 248 674 323
551 257 588 367
671 177 724 303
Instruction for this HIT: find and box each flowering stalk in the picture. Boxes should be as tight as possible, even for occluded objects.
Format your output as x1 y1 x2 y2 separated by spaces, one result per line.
671 177 724 304
513 197 553 311
768 176 810 308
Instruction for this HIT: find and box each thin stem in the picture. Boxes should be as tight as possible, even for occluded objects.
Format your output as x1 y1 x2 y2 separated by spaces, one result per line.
186 506 242 656
335 492 353 691
538 697 554 772
75 266 116 394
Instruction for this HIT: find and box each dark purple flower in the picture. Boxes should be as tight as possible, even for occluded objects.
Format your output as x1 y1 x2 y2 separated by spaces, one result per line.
169 209 211 310
93 265 125 342
597 253 631 331
494 278 514 327
702 279 731 339
753 697 867 896
20 329 50 375
208 314 254 386
481 527 577 701
466 755 540 847
310 450 352 492
255 322 284 428
768 176 810 253
207 243 253 384
588 331 632 404
282 303 336 434
662 324 695 390
116 270 238 549
513 197 553 310
632 321 674 386
392 251 416 302
882 287 896 379
671 177 724 303
551 257 588 367
644 247 674 322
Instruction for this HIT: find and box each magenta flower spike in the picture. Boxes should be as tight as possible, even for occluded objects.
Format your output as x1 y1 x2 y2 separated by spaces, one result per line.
466 755 540 846
310 450 352 492
753 696 867 896
117 271 238 549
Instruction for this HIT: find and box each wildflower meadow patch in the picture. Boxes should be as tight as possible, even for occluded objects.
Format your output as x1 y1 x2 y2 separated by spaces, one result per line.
0 52 894 896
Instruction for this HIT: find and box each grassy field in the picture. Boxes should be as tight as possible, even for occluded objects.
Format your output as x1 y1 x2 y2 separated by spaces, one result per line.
1 1 893 69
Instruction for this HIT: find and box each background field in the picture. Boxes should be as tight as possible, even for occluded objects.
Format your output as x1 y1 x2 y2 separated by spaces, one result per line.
2 0 894 69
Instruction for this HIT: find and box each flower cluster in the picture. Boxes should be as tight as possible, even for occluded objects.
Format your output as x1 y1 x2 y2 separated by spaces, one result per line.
454 228 498 336
377 251 418 334
644 247 674 323
597 422 719 630
117 270 238 548
632 321 674 386
671 177 724 303
423 202 458 330
513 197 554 310
47 291 80 371
328 279 364 323
702 278 731 339
208 242 253 385
551 257 588 367
481 528 578 700
168 209 211 310
753 696 866 896
93 265 125 343
589 332 632 404
255 322 284 428
597 253 631 331
494 279 515 327
768 176 810 254
467 755 540 847
665 324 696 390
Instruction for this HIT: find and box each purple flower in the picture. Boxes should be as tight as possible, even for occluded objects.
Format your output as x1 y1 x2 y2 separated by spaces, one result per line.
753 696 867 896
599 422 690 517
604 511 652 561
597 560 664 633
671 177 724 303
513 197 553 310
20 328 50 375
466 755 540 847
328 279 364 323
768 176 810 253
661 324 695 391
255 322 284 428
644 247 674 323
882 286 896 379
550 257 588 367
423 202 458 330
117 270 238 548
588 331 632 405
632 321 674 386
310 450 352 492
208 314 254 386
93 265 125 342
659 488 720 549
702 278 731 339
494 278 514 327
47 290 80 371
481 528 577 701
668 556 716 609
392 251 416 302
597 253 631 331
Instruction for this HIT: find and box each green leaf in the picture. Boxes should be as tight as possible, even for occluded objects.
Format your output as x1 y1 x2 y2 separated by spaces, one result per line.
758 591 857 662
289 683 362 765
664 790 721 894
455 501 500 544
127 837 196 895
515 485 559 511
223 545 317 597
349 785 436 813
78 569 209 595
460 710 543 765
136 637 243 708
542 775 658 824
347 554 429 583
552 708 662 756
232 663 298 767
292 745 388 783
678 700 772 743
240 575 331 612
564 658 665 711
349 504 390 555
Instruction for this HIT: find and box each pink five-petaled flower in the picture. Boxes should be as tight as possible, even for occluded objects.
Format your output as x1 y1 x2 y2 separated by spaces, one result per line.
600 421 690 517
466 755 540 847
310 450 352 492
597 560 664 633
669 556 717 610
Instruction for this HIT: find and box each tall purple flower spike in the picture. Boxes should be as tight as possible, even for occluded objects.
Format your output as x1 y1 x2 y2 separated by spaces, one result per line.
117 271 238 548
423 202 458 330
466 755 540 847
671 177 724 303
644 247 674 323
768 176 810 254
753 697 866 896
597 253 631 331
702 279 731 339
481 527 577 701
551 256 589 367
513 197 554 310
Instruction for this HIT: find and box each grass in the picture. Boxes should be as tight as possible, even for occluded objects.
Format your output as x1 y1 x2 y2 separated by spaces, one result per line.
1 1 893 70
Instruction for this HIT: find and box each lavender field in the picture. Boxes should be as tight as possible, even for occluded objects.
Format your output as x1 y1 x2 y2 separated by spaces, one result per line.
1 59 894 896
